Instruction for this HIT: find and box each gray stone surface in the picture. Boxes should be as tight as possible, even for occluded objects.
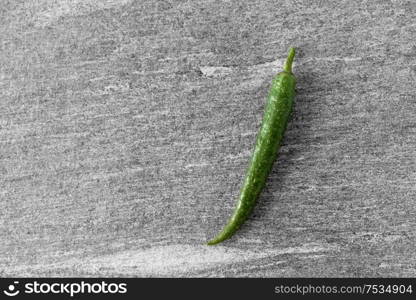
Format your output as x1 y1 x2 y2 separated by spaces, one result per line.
1 0 415 277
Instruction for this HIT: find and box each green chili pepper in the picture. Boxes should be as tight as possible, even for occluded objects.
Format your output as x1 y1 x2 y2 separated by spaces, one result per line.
207 48 296 245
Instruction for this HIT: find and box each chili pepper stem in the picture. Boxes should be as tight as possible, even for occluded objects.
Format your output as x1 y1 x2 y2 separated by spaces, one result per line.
283 47 295 73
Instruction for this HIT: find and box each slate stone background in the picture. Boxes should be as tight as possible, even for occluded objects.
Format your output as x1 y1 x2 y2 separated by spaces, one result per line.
1 0 415 277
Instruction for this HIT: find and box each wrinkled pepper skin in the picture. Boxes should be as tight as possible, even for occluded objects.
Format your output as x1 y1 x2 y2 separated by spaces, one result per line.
208 48 296 245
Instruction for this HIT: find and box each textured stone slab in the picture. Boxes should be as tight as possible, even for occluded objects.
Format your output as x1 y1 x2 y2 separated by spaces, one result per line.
0 0 415 277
